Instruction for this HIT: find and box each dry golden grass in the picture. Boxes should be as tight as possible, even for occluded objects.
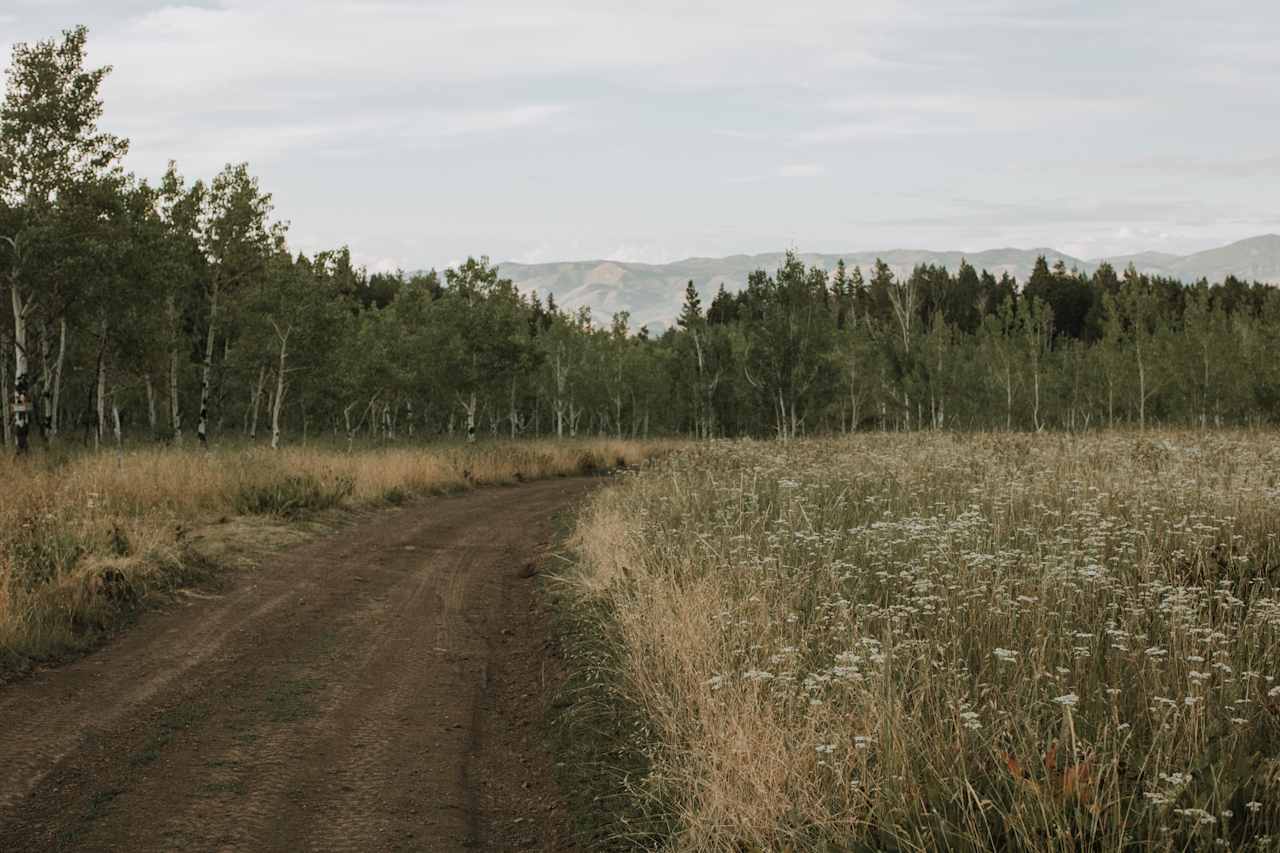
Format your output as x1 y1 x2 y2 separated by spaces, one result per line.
565 431 1280 851
0 438 669 674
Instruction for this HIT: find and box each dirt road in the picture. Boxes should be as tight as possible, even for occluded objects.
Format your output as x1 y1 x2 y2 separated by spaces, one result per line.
0 478 596 852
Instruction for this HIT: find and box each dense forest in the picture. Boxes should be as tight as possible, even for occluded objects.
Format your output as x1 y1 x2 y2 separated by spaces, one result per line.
4 28 1280 452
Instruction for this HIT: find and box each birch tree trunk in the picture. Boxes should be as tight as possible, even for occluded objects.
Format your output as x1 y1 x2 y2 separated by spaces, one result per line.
11 284 31 453
50 316 65 439
40 323 51 436
553 347 567 438
197 281 219 446
568 397 581 437
167 295 182 443
111 389 123 449
145 373 158 434
249 364 267 440
169 345 182 442
94 344 106 452
270 323 289 450
463 392 477 442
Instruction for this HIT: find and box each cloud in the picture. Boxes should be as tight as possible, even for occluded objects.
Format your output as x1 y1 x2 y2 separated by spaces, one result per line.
778 163 825 178
120 103 569 175
92 0 903 101
7 0 1278 269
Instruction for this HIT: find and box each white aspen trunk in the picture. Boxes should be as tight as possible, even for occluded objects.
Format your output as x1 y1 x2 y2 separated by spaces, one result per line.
166 293 182 443
777 388 787 440
40 323 51 435
406 400 415 438
553 348 567 438
111 390 123 448
692 328 706 439
50 316 65 439
270 324 289 450
145 373 158 434
95 347 106 453
250 364 267 439
464 392 477 442
11 285 31 452
849 380 859 433
197 282 219 446
169 343 182 443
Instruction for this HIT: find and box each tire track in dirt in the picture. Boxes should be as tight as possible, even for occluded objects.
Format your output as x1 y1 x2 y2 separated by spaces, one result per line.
0 477 594 852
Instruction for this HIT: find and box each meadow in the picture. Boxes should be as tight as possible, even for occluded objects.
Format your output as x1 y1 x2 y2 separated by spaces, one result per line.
563 432 1280 851
0 438 660 676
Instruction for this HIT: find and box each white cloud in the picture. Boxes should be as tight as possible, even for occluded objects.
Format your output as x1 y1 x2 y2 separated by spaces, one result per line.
6 0 1277 267
778 163 825 178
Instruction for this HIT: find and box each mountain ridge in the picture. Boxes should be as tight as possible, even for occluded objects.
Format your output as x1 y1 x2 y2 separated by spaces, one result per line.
493 234 1280 332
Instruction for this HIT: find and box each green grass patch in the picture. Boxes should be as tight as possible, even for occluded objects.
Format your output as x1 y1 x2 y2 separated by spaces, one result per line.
543 509 676 851
232 473 355 518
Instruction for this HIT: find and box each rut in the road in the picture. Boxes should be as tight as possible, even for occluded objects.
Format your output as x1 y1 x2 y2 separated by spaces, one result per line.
0 478 595 853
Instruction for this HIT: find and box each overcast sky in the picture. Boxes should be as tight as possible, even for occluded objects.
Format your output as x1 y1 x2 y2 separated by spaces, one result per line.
3 1 1278 271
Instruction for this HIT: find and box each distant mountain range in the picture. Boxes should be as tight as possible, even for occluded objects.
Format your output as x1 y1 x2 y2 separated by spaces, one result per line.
497 234 1280 333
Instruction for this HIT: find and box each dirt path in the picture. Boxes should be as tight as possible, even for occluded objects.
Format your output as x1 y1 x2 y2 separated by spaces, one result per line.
0 478 596 852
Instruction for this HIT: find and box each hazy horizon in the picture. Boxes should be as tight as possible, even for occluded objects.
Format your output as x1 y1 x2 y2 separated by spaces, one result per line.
4 1 1278 272
494 233 1280 270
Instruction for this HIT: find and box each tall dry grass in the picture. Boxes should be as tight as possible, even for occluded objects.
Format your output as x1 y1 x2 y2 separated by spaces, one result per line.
564 432 1280 851
0 438 667 675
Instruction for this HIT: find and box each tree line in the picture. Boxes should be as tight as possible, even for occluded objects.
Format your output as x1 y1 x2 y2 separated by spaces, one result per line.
5 27 1280 453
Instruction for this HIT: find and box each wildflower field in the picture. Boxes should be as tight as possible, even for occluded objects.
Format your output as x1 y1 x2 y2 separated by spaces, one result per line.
0 438 660 676
563 432 1280 851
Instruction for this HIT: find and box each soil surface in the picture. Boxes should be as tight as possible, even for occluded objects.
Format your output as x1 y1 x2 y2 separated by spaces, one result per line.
0 478 597 852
